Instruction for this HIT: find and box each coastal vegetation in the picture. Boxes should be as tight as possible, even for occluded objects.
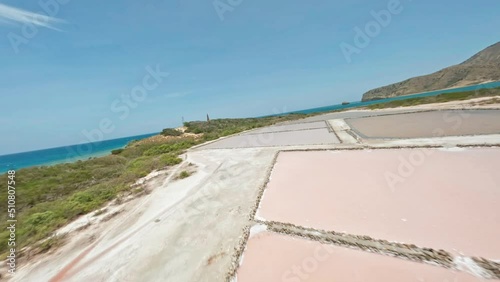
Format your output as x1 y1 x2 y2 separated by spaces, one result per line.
161 128 183 137
111 148 124 155
367 87 500 109
184 115 304 141
177 170 192 179
0 114 306 256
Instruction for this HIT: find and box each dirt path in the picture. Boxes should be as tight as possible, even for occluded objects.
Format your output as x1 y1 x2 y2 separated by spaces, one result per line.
12 148 277 282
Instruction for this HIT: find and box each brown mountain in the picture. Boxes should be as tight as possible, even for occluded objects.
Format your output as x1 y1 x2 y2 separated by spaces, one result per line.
361 42 500 101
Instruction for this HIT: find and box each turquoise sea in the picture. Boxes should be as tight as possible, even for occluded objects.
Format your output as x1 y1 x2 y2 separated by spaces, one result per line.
1 81 499 174
286 81 500 115
0 133 158 174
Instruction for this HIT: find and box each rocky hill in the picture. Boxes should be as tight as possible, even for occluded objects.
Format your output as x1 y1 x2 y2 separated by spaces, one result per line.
362 42 500 101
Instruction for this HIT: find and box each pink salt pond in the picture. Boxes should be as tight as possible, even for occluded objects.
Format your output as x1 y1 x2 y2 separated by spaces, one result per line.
257 148 500 259
346 110 500 139
236 231 481 282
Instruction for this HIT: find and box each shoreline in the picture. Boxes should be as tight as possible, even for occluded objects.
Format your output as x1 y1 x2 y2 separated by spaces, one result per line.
0 133 158 174
0 148 118 174
361 80 500 102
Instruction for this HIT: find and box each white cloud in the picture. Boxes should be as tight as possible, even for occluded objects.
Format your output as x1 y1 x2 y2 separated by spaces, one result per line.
0 3 64 30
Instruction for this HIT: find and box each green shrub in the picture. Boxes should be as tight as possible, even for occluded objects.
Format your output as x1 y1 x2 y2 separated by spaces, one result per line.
143 139 197 156
126 157 154 177
178 171 192 179
111 148 124 155
26 211 57 227
22 211 64 242
160 154 182 166
161 128 182 136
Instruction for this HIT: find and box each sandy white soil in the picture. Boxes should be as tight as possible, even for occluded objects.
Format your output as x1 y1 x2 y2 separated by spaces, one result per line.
11 148 277 282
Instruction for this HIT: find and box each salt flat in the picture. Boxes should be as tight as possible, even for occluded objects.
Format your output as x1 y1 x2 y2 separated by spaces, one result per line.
346 109 500 139
11 102 500 282
256 148 500 260
236 231 480 282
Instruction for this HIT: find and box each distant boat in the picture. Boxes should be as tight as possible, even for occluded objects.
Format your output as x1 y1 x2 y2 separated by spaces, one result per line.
342 101 350 105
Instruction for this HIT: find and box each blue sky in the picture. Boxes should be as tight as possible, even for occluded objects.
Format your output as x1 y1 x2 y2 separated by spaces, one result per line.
0 0 499 155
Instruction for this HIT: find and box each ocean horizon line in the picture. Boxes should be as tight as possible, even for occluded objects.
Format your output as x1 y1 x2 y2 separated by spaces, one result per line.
0 132 159 173
0 132 160 157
